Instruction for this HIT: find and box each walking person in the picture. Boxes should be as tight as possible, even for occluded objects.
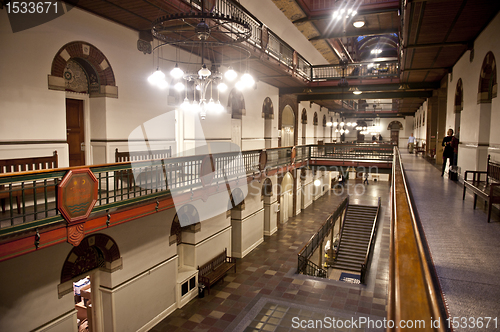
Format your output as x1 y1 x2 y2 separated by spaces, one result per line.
408 133 415 154
442 129 454 176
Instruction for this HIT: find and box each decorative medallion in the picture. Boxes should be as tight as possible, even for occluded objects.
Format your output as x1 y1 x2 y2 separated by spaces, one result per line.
291 146 297 164
58 169 98 223
200 155 215 187
258 150 267 171
137 39 152 54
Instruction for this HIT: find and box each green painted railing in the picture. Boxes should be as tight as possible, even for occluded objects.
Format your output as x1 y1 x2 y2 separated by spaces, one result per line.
0 144 392 236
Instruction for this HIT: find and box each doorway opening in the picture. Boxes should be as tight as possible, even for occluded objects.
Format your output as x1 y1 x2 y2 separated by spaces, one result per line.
66 98 85 166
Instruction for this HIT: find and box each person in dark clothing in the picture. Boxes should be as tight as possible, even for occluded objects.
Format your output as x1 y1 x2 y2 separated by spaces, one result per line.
442 129 454 176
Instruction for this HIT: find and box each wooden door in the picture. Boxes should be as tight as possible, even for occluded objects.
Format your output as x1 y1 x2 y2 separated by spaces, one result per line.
391 130 399 146
66 99 85 167
357 131 365 143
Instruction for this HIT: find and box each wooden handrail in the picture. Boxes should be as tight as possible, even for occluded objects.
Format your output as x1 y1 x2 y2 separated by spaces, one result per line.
388 148 446 331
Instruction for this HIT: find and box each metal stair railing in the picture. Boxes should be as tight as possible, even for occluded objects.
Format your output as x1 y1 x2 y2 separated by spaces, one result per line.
360 197 381 283
297 196 348 277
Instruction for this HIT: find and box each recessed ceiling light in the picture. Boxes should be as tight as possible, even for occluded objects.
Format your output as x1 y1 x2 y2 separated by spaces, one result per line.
353 20 365 28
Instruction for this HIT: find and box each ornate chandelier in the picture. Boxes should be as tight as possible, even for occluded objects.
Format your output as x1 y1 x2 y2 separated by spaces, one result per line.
147 1 255 119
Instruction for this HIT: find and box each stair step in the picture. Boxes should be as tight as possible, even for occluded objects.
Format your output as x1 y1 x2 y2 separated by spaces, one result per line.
337 253 366 260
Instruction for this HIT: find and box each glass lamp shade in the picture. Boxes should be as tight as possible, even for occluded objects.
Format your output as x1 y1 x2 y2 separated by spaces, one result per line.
174 82 185 92
217 82 228 92
225 67 237 81
241 72 254 88
170 64 184 79
148 69 165 85
198 64 211 77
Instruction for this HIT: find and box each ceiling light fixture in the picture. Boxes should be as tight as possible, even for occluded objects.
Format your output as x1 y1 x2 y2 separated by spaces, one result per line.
353 90 362 95
148 3 254 120
353 20 365 28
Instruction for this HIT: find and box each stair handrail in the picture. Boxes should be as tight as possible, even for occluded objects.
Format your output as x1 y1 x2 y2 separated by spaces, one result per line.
334 195 350 258
297 196 348 276
360 196 381 283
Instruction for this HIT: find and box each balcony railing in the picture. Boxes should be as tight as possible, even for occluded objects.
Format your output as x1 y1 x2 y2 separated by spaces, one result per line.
181 0 396 83
0 144 393 236
310 143 394 161
312 61 399 81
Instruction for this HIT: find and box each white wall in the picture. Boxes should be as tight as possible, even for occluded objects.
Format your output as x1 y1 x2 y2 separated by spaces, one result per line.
446 12 500 166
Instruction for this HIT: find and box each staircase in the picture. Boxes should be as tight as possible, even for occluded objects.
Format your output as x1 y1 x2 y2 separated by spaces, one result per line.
333 204 379 272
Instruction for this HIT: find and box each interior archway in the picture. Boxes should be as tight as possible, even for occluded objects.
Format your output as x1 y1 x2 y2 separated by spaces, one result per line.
282 105 295 147
301 109 307 145
280 172 294 224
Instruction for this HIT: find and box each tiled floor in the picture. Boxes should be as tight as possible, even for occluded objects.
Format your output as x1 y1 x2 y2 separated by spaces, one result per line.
151 181 391 332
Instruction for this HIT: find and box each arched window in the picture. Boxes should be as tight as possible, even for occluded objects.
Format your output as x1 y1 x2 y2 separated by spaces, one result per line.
478 51 497 103
301 109 307 124
455 78 464 112
228 88 246 119
262 97 274 119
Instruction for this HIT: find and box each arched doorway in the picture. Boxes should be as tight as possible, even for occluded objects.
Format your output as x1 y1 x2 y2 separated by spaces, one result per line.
282 105 295 146
280 172 294 224
228 88 246 148
476 51 497 169
262 97 274 148
357 120 367 142
262 177 277 235
313 112 318 143
301 109 307 145
60 234 121 332
387 121 403 146
322 114 327 142
49 41 117 166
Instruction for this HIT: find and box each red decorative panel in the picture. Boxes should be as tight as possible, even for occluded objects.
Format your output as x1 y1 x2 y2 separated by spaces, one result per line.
58 169 98 223
67 223 85 247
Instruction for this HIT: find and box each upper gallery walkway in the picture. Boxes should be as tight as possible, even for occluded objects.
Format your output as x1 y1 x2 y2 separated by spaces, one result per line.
401 150 500 330
0 143 393 261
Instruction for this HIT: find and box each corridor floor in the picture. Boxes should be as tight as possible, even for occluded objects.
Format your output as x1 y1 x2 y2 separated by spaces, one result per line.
151 180 391 332
401 151 500 331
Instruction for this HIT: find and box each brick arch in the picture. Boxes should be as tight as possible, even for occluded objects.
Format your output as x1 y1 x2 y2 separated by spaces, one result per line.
455 78 463 112
478 51 497 103
60 234 120 283
50 41 117 96
387 121 403 130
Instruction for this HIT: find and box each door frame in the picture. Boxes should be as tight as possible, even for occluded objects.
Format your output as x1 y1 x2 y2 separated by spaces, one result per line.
66 92 91 165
